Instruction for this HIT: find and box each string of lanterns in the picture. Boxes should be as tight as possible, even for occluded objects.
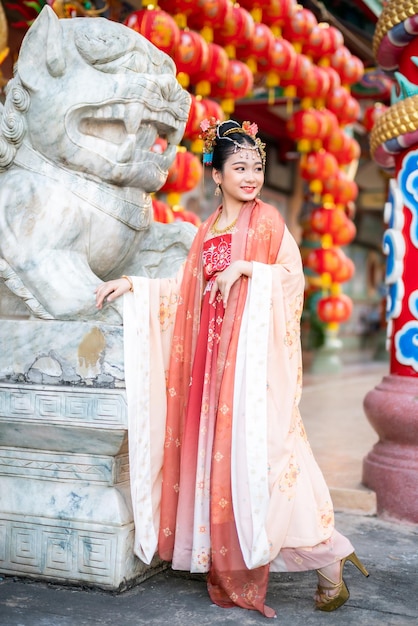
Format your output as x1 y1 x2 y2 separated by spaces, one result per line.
4 0 386 331
121 0 375 332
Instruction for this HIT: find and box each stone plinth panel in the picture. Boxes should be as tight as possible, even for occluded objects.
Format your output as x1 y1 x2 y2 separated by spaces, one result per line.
0 320 164 589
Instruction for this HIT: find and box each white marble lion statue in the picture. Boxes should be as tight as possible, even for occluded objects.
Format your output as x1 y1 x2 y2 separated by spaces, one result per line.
0 6 195 323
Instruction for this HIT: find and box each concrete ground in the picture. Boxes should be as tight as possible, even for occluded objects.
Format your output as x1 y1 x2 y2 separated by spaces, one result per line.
1 353 417 625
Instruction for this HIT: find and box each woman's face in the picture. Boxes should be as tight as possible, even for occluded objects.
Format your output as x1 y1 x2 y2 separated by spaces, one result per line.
213 146 264 204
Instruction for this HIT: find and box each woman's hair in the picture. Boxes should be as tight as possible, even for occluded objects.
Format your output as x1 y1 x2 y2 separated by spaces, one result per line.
211 120 260 171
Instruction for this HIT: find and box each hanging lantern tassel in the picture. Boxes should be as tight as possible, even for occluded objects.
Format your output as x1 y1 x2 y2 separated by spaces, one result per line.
221 98 235 114
167 192 182 207
265 70 279 106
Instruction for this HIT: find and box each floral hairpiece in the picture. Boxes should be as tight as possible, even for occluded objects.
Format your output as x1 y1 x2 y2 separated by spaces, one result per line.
199 118 266 167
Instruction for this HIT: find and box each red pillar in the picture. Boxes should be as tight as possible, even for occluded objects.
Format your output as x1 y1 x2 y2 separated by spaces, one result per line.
363 8 418 522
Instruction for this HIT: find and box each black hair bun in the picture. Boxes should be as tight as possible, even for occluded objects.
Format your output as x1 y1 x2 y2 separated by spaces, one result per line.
218 120 241 138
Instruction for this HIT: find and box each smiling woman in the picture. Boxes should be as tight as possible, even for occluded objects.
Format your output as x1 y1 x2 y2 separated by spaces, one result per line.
96 118 369 619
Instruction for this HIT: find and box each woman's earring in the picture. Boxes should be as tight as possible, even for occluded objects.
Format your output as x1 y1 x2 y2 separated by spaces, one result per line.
214 184 221 197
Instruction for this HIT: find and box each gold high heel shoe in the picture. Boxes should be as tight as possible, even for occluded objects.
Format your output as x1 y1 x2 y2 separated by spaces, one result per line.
315 552 369 612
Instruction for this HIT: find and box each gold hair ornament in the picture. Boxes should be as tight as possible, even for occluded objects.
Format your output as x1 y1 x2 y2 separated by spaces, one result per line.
200 118 266 167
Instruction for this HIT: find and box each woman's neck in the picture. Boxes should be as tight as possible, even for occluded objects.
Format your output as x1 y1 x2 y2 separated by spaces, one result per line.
220 199 245 222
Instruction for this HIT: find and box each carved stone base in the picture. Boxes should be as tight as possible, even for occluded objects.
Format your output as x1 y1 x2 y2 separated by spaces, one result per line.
0 320 164 588
363 374 418 523
309 328 343 375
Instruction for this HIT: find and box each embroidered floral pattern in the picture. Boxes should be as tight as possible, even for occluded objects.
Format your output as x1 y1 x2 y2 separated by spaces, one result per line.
172 337 184 360
284 294 304 357
159 293 178 331
164 426 179 448
195 548 210 568
279 455 301 498
297 413 310 445
319 504 334 530
202 236 232 279
242 582 261 604
253 216 276 241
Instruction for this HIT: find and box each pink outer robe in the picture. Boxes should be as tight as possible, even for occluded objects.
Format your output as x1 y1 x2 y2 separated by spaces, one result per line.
123 200 337 616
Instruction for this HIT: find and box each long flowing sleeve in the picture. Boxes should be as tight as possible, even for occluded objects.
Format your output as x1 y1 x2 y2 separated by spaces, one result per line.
231 227 334 570
123 271 183 563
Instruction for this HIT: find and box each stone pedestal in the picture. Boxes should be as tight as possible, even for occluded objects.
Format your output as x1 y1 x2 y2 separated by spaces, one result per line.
0 319 164 589
363 375 418 524
309 327 343 375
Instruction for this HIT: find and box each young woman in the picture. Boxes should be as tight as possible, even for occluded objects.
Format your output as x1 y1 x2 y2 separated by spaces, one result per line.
95 119 368 618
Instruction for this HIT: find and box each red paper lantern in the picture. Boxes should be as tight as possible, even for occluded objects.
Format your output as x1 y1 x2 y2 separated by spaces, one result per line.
323 126 344 152
317 294 353 323
310 207 349 236
183 94 206 141
280 52 312 98
173 29 209 88
341 95 361 125
302 23 331 60
258 36 297 89
186 97 225 153
200 97 225 122
214 4 255 56
322 172 359 206
282 6 317 52
188 0 231 35
325 86 351 123
326 26 345 55
124 9 180 56
300 151 339 184
329 45 351 74
336 178 359 206
237 22 275 70
332 219 357 246
332 255 355 283
331 47 364 86
152 197 174 223
297 65 331 102
210 59 254 112
238 0 273 11
342 135 361 164
193 42 229 95
341 55 364 86
161 150 203 196
320 108 340 139
286 108 327 152
263 0 297 34
362 102 388 132
305 246 346 279
321 66 341 92
158 0 195 22
323 130 360 164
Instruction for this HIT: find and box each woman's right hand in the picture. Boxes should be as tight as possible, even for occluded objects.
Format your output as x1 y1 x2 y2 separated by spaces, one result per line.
95 277 132 310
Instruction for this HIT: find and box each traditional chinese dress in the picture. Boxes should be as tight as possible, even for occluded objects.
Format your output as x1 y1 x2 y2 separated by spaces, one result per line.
123 199 353 618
